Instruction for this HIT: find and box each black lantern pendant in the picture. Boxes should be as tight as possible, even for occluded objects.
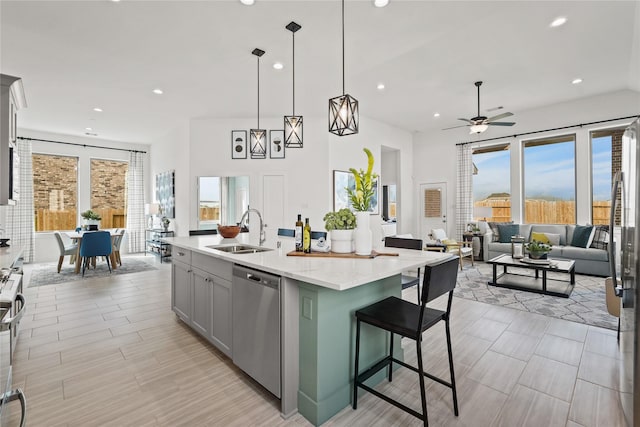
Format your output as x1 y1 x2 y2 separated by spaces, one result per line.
328 0 358 136
284 21 303 148
250 48 266 159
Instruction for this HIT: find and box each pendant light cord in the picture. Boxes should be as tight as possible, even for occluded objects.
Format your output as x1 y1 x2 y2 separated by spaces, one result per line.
292 31 296 115
257 55 260 129
342 0 345 95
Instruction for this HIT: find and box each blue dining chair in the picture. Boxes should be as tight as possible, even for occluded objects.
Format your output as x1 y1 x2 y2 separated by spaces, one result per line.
79 231 112 276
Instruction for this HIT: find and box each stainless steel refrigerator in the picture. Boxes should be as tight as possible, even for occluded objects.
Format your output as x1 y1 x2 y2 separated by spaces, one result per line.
611 117 640 426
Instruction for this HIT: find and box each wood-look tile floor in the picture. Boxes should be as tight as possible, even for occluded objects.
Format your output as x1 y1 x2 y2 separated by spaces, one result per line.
11 258 626 426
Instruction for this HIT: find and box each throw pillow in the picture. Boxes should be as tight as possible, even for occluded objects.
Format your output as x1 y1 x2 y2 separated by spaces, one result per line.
497 224 520 243
488 221 514 242
590 225 609 250
571 225 594 248
530 231 550 244
545 233 561 246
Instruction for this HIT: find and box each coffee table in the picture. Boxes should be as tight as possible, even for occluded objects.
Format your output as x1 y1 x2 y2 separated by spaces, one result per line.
487 254 576 298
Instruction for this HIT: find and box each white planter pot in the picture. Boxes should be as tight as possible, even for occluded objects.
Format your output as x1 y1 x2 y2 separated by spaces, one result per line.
330 229 354 254
354 211 373 256
82 219 100 230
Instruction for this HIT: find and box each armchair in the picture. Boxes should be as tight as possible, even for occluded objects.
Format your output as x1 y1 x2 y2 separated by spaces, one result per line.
430 228 474 270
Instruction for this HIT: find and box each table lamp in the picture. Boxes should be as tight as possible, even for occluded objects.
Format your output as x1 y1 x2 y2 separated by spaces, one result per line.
145 203 161 229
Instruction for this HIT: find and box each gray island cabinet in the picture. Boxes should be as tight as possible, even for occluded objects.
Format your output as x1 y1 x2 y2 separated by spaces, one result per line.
165 234 450 426
171 248 233 357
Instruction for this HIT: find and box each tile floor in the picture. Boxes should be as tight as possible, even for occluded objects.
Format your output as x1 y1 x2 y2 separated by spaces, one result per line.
9 258 627 426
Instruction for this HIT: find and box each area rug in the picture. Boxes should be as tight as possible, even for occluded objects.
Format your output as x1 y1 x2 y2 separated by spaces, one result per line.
28 256 158 287
454 262 616 330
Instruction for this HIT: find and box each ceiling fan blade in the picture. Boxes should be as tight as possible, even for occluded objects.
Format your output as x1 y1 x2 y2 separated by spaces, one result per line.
486 111 513 122
488 121 516 126
442 124 471 130
457 118 474 124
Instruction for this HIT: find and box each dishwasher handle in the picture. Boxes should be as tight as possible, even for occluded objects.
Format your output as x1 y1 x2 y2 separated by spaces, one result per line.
247 273 262 282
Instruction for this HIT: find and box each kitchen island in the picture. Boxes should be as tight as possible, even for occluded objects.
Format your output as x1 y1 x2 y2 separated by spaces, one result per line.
163 234 451 426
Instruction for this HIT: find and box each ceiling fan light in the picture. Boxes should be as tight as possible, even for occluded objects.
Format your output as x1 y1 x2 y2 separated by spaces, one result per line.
469 124 488 134
284 115 303 148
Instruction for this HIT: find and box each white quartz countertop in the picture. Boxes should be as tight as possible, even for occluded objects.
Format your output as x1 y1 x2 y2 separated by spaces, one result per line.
162 234 452 291
0 245 24 270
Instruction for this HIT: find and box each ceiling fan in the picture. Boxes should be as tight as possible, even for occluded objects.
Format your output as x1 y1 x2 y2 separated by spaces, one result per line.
443 81 516 134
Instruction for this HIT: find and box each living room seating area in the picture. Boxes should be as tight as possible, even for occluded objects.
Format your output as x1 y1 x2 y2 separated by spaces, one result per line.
482 222 611 276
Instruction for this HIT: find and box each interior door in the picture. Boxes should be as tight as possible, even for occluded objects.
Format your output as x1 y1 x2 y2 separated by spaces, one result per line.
419 182 447 241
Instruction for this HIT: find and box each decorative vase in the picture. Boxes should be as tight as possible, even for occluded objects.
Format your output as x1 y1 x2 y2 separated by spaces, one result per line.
354 211 373 256
330 229 354 254
528 251 548 260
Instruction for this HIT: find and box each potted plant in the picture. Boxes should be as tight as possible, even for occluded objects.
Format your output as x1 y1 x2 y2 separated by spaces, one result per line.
346 148 378 255
526 240 552 259
80 209 102 230
161 216 171 231
323 208 356 253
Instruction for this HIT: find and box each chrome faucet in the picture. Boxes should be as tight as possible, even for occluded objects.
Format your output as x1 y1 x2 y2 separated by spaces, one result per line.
239 206 266 246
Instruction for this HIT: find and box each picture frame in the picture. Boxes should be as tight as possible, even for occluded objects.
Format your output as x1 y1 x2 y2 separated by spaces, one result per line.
269 130 285 159
332 170 379 214
231 130 247 159
155 170 175 219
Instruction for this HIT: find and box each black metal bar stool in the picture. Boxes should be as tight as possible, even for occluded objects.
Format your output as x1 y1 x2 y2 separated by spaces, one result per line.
352 256 460 426
384 236 424 303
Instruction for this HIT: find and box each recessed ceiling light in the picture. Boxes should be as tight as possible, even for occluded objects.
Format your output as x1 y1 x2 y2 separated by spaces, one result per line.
374 0 389 7
433 113 440 118
550 16 567 27
377 83 385 90
111 0 121 2
572 78 583 84
240 0 254 5
93 107 103 112
152 88 163 95
273 62 284 70
85 127 93 131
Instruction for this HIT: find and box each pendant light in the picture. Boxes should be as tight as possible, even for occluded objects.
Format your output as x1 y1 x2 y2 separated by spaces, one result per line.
284 21 303 148
328 0 358 136
250 48 267 159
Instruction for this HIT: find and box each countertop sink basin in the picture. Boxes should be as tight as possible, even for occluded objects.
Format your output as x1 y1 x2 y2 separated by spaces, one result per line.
207 244 273 254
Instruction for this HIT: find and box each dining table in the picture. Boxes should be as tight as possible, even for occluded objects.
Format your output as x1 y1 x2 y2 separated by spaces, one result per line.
67 229 120 274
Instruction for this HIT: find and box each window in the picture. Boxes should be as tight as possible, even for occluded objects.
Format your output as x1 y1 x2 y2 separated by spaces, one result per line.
591 128 624 225
472 144 510 222
90 159 128 228
523 134 576 224
32 154 78 231
198 176 221 229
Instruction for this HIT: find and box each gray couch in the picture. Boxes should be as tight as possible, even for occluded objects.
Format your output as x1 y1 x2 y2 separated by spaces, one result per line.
482 223 612 277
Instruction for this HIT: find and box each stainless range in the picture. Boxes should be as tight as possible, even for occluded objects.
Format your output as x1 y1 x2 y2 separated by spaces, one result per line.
0 252 26 426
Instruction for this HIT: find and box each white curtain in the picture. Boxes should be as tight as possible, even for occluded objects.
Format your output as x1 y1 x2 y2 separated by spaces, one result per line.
126 151 145 252
456 143 473 240
7 138 35 262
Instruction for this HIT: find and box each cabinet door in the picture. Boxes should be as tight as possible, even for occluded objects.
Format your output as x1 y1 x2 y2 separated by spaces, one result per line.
191 268 211 337
171 260 191 323
211 277 232 357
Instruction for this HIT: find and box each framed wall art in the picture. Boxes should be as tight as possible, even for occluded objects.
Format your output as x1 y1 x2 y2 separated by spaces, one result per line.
231 130 247 159
269 130 285 159
156 170 175 218
333 170 379 214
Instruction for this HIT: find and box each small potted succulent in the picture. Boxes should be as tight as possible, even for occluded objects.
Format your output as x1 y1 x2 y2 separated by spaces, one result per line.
80 209 102 230
323 208 357 253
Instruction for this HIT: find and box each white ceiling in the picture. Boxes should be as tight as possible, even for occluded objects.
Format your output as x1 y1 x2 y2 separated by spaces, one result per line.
1 0 639 144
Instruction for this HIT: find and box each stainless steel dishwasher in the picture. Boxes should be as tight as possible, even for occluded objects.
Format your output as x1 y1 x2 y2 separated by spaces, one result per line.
232 265 281 398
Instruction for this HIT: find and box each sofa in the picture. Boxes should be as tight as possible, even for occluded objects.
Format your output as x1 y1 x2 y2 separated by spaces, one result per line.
482 223 612 277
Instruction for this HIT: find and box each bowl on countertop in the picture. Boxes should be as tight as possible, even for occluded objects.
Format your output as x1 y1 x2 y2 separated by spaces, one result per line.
217 225 241 239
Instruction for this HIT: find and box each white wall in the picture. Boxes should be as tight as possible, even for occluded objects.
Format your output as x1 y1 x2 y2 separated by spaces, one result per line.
148 121 190 235
18 129 150 262
413 89 640 238
146 114 413 245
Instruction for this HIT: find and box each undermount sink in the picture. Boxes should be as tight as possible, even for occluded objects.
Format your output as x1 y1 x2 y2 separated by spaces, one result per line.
207 244 273 254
